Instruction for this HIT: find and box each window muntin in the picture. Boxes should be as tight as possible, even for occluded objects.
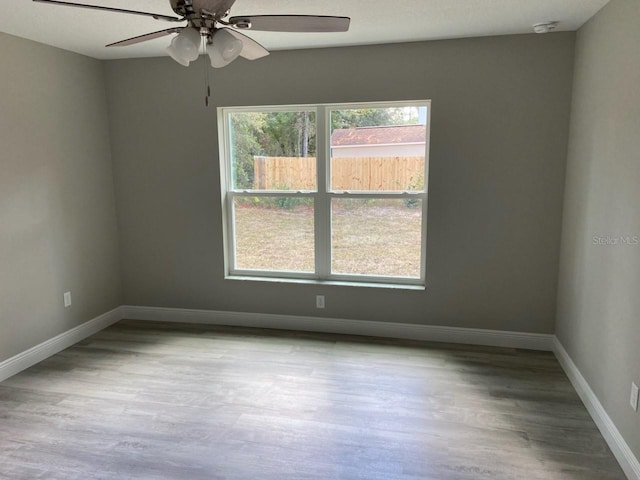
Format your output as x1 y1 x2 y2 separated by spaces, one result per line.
220 101 430 286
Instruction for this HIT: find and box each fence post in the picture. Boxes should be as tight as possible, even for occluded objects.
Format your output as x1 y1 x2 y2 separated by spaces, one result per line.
254 156 266 190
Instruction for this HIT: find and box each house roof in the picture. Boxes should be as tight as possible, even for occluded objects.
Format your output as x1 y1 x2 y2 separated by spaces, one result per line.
331 125 426 147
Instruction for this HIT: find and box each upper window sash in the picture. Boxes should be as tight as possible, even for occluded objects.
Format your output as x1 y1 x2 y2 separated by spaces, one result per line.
222 101 430 193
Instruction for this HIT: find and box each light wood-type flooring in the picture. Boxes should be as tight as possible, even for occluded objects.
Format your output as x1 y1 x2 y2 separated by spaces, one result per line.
0 320 627 479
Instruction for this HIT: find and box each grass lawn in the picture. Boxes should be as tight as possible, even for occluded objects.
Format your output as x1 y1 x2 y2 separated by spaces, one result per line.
234 200 422 277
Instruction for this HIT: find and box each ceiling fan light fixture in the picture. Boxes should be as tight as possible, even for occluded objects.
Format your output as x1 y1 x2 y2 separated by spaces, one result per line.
207 29 244 68
166 27 201 66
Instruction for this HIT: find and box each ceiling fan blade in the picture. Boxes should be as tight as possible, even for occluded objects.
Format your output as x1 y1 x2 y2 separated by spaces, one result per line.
224 28 270 61
32 0 182 22
228 15 350 33
106 28 183 47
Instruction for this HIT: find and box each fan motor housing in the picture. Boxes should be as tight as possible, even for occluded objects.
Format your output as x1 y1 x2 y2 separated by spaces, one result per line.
170 0 237 19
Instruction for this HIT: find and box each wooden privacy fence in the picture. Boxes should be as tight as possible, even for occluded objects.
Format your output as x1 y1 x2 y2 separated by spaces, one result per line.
254 156 425 191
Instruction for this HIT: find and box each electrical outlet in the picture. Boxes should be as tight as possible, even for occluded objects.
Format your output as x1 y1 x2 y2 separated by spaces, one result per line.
63 291 72 308
631 382 639 412
316 295 325 309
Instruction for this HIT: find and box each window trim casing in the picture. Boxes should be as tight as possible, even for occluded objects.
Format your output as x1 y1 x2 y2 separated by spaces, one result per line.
218 100 431 288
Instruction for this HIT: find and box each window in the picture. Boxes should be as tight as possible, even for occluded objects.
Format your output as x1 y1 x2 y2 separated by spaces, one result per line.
218 101 430 287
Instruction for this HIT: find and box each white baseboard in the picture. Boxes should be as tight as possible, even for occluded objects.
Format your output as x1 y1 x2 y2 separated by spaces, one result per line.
120 305 554 351
553 337 640 480
0 304 552 384
0 306 123 383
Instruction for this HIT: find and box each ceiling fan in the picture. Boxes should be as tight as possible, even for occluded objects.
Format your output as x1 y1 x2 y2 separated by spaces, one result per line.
32 0 351 69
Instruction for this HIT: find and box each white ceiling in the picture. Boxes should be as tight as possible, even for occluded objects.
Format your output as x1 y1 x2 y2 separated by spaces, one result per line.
1 0 609 60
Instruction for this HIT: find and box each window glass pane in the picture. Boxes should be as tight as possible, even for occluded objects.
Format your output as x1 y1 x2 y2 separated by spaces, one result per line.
229 111 317 191
330 106 427 192
233 197 314 272
331 198 422 278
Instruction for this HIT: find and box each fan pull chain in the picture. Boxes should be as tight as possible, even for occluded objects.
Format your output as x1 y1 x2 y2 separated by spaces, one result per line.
202 38 211 107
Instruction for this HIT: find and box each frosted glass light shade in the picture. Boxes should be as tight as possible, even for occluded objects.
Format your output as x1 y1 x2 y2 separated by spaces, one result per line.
167 27 201 66
207 29 243 68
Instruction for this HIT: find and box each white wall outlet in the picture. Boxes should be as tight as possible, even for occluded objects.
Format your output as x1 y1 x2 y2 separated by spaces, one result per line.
316 295 325 309
63 291 72 308
631 382 639 412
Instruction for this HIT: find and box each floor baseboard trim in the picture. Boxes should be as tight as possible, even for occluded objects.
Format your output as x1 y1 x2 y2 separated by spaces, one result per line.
0 306 123 383
553 337 640 480
121 305 554 351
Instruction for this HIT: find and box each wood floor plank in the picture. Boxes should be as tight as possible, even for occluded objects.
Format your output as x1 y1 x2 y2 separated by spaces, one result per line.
0 320 627 480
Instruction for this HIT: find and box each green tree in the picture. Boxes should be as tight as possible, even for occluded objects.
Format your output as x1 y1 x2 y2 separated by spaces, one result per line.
230 112 266 189
260 111 316 158
330 107 418 130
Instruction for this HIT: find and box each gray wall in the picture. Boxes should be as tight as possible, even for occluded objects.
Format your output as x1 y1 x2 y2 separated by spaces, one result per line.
0 34 122 362
557 0 640 460
105 32 575 334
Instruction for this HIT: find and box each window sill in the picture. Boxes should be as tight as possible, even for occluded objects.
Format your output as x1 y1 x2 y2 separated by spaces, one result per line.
225 275 426 291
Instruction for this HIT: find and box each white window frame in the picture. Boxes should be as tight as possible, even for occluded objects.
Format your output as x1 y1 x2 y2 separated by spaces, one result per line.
218 100 431 288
